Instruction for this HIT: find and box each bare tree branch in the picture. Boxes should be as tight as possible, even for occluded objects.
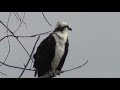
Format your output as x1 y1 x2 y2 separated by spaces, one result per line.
42 12 52 26
18 35 41 78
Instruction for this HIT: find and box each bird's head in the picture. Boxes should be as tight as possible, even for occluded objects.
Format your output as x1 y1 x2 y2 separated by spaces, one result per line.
54 21 72 32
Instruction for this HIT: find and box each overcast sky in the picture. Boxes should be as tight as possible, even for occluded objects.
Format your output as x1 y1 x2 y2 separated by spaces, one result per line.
0 12 120 78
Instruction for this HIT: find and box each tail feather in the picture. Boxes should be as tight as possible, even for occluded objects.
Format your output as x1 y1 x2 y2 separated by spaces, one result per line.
34 69 38 77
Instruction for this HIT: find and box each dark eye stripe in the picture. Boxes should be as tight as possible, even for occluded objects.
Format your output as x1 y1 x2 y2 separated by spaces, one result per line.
63 26 69 29
54 25 69 32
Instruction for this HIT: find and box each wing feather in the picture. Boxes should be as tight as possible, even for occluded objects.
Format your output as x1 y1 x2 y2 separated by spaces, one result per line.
33 34 56 77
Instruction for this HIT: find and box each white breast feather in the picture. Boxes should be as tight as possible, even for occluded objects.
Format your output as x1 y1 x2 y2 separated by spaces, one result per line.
51 30 68 70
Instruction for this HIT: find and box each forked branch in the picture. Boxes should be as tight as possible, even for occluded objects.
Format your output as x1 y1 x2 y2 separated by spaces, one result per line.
18 35 41 78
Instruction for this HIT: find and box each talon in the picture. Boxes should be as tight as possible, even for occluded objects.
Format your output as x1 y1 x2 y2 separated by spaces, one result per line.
55 70 61 75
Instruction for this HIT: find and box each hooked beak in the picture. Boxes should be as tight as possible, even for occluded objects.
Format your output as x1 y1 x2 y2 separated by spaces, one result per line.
68 27 72 31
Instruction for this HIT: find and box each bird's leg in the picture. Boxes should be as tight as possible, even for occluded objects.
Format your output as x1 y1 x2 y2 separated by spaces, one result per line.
55 70 61 76
53 69 57 78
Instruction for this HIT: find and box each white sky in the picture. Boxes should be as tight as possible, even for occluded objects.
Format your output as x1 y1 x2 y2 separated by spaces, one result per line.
0 12 120 78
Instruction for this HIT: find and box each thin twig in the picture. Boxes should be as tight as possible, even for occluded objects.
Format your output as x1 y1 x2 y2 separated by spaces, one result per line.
0 12 12 67
18 35 41 78
0 20 33 62
15 12 27 28
61 60 88 73
0 35 17 42
0 60 34 71
14 12 20 21
14 12 27 33
42 12 52 26
4 12 27 34
15 12 27 25
0 30 53 42
0 72 7 76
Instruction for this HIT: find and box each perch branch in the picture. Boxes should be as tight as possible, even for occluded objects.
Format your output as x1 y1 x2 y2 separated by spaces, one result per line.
0 59 88 78
39 60 88 78
62 60 88 73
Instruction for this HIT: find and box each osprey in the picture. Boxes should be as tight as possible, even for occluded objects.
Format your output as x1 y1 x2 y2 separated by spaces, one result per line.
33 21 72 78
